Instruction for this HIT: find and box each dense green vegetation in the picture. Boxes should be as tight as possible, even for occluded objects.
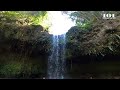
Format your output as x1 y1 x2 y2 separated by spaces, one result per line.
0 11 52 56
0 52 46 78
0 11 51 29
0 11 120 79
65 11 120 56
0 11 51 78
63 11 120 30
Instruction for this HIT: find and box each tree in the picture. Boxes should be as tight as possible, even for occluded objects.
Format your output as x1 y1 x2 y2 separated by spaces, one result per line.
0 11 51 30
62 11 120 30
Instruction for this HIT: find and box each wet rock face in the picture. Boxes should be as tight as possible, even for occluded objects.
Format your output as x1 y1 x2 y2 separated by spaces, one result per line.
0 24 52 57
81 19 120 55
66 26 88 43
66 19 120 58
65 26 87 59
31 25 44 31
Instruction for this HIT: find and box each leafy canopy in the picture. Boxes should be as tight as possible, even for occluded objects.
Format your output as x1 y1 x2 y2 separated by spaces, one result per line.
62 11 120 30
0 11 51 29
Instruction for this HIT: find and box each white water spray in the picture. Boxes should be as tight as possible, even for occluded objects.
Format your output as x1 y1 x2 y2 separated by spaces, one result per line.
47 11 75 79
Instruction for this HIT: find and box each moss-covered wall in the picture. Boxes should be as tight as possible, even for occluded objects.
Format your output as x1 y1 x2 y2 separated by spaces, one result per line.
0 23 53 56
66 18 120 60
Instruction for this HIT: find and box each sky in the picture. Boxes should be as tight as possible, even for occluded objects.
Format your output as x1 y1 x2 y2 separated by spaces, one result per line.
48 11 75 35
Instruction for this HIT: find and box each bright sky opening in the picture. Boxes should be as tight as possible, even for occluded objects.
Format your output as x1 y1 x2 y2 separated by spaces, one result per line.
48 11 75 35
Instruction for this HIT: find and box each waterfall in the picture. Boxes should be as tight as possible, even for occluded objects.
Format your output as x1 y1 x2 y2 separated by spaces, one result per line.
47 34 66 79
46 11 75 79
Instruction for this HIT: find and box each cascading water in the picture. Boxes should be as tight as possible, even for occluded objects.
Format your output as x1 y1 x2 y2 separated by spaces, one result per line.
47 11 75 79
47 34 66 79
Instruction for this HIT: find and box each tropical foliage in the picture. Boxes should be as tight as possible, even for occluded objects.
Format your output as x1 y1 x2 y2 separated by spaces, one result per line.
63 11 120 30
0 11 51 29
65 11 120 56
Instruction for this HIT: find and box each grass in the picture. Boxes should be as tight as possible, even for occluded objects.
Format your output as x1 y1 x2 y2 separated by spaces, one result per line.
0 52 46 78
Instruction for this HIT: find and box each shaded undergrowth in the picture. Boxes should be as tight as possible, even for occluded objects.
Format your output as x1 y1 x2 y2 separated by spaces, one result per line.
0 52 46 78
68 59 120 79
